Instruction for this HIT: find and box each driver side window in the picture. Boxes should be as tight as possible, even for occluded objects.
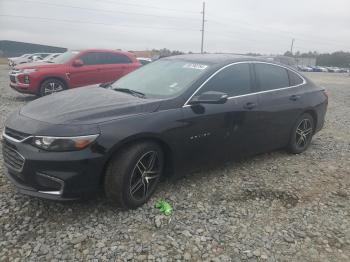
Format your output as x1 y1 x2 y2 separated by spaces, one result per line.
79 52 100 65
198 63 252 97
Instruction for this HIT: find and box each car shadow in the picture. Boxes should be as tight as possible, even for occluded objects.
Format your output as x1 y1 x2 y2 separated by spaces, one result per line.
12 95 37 102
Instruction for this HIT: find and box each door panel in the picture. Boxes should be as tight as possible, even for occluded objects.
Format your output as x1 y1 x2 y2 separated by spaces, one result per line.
178 94 259 171
179 103 233 170
96 52 131 83
257 88 304 150
228 95 262 155
253 63 305 151
175 62 268 171
68 52 102 87
68 65 101 88
96 64 124 83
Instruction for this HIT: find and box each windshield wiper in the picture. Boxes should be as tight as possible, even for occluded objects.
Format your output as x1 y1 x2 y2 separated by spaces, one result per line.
113 88 146 98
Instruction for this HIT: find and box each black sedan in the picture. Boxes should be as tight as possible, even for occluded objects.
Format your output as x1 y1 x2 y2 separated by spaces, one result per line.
2 54 328 209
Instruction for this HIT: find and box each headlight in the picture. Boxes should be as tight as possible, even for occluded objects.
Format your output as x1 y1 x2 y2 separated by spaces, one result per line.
32 134 99 151
21 68 38 74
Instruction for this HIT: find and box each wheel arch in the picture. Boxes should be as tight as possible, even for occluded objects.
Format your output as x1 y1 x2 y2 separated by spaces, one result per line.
99 134 175 186
303 109 318 132
39 76 69 93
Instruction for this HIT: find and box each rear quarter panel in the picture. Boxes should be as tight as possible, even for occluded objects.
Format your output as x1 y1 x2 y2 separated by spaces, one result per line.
299 81 328 132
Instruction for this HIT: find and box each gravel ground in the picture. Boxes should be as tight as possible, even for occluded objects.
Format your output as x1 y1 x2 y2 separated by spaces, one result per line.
0 65 349 261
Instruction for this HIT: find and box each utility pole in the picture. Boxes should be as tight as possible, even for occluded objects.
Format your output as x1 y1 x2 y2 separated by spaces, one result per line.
290 38 295 55
200 2 206 54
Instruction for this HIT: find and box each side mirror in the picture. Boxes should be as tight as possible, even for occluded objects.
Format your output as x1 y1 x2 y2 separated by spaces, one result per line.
99 82 113 88
189 91 228 105
73 59 84 67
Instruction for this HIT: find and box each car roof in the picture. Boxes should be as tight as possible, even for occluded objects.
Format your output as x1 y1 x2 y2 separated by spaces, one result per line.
77 49 134 56
163 54 300 72
163 53 279 66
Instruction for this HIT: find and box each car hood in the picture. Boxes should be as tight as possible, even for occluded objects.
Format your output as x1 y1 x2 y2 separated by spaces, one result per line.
20 86 162 125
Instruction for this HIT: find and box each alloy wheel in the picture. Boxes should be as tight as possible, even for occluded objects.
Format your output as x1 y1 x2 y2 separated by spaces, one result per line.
129 151 160 201
295 119 313 149
43 82 64 95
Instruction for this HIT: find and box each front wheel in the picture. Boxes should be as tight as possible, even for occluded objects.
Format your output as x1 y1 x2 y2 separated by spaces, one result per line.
104 141 164 209
39 78 66 96
287 113 315 154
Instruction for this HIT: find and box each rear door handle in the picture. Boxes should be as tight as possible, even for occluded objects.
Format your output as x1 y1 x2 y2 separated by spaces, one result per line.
289 95 301 101
243 102 257 110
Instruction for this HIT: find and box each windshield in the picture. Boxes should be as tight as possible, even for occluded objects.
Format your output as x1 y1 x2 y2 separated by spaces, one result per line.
110 60 210 98
43 54 60 62
43 54 54 61
52 50 79 64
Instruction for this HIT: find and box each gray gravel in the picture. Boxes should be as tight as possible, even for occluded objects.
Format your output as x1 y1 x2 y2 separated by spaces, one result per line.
0 65 349 261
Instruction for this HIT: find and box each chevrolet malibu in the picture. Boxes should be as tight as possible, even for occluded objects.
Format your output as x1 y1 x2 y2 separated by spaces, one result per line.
2 54 328 209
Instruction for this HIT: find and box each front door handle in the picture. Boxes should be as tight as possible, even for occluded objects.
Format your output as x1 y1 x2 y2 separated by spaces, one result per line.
289 95 301 101
243 102 257 110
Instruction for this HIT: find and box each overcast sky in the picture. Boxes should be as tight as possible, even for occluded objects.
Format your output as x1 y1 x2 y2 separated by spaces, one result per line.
0 0 349 54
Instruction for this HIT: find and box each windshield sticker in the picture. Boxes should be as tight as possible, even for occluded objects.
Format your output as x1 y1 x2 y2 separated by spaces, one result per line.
183 63 208 70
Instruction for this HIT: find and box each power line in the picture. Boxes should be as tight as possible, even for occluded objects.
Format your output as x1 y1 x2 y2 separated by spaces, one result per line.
2 1 348 53
101 0 200 14
206 29 347 53
210 19 350 50
208 22 349 51
1 14 343 53
8 0 199 22
0 14 199 32
205 31 291 53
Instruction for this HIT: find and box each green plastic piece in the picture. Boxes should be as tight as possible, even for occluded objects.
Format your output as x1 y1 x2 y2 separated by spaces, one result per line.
155 199 173 216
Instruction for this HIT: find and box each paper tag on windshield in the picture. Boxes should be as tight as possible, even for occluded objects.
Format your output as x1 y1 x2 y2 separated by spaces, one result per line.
183 63 208 70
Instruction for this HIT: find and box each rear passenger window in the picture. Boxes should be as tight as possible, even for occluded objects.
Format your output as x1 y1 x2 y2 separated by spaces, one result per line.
199 63 252 97
109 53 131 64
255 63 289 91
100 53 131 64
288 70 304 86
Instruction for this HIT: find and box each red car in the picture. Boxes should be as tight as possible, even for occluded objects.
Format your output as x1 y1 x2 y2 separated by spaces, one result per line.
9 49 140 96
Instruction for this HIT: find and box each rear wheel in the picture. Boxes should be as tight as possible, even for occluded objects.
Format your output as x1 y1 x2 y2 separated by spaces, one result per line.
104 141 164 209
39 78 66 96
287 113 314 154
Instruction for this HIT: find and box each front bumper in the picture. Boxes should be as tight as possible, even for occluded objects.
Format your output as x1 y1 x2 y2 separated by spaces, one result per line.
1 135 107 200
9 72 37 95
4 169 76 200
10 83 36 94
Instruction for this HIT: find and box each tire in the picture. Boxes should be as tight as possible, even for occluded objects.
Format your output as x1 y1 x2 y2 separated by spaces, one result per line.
39 78 66 96
104 141 164 209
287 113 315 154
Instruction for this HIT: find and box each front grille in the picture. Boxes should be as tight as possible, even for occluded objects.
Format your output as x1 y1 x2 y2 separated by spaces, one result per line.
2 142 25 172
4 127 31 141
10 75 16 83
